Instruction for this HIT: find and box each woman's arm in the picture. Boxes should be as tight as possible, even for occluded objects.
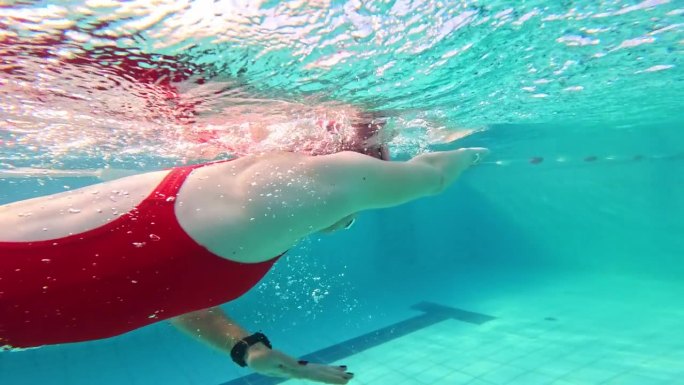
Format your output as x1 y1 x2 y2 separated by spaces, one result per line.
171 308 354 384
309 147 489 212
171 307 251 353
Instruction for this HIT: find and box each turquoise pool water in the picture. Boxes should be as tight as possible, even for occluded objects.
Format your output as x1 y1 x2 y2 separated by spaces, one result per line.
1 1 683 384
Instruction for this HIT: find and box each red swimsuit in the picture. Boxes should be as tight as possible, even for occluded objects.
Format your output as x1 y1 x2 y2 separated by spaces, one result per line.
0 162 281 349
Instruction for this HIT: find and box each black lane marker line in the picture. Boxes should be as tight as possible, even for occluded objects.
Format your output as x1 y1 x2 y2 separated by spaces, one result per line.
218 302 496 385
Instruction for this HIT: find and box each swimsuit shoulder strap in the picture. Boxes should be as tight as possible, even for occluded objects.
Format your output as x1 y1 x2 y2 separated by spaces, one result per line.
149 158 235 201
150 165 195 201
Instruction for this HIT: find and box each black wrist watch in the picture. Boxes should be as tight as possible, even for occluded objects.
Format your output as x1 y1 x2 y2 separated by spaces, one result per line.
230 332 272 367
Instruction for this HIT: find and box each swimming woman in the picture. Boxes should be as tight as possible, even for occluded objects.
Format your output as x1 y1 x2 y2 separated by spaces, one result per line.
0 142 488 384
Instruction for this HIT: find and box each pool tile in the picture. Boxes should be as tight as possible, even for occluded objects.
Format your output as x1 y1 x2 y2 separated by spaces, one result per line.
602 373 670 385
440 370 477 383
406 362 453 383
508 371 555 385
535 359 585 378
561 365 620 384
459 360 501 377
480 364 528 384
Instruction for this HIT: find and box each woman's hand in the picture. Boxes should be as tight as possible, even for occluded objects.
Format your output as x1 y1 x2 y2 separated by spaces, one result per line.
246 344 354 384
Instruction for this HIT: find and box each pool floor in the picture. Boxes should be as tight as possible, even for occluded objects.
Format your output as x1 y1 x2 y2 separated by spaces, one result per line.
275 274 683 385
